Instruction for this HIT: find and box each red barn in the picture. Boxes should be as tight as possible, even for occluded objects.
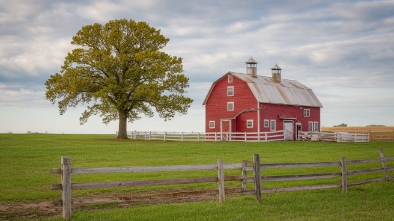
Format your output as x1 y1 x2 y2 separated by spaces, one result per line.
202 58 322 141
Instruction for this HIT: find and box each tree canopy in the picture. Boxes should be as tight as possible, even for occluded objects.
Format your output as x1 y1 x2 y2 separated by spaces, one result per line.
45 19 193 139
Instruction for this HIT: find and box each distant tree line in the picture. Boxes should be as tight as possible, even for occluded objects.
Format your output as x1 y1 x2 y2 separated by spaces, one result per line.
333 123 347 127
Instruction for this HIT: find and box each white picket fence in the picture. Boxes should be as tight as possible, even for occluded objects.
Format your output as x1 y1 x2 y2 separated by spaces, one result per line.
128 130 285 142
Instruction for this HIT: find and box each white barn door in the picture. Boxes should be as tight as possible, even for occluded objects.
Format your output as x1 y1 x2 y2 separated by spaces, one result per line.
284 121 294 141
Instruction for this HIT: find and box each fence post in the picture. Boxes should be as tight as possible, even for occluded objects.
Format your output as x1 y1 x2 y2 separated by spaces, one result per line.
379 149 390 180
265 132 268 142
217 159 225 203
181 132 184 142
61 156 72 219
198 132 200 142
253 154 262 201
242 160 248 191
341 157 347 193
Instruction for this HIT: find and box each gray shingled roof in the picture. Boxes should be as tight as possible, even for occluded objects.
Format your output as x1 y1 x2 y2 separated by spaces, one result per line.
203 72 323 108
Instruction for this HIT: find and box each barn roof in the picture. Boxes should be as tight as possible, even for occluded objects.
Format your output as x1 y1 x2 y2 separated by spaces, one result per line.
202 72 323 108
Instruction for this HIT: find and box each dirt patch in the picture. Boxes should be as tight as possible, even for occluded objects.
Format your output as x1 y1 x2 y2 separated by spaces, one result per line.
0 200 61 220
0 188 242 220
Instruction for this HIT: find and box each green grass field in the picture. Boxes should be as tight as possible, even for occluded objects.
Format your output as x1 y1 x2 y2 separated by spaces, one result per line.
0 134 393 220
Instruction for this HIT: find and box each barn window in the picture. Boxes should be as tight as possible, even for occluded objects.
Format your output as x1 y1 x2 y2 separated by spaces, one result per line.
209 121 215 129
228 74 233 83
247 120 253 128
227 86 234 96
227 102 234 111
264 119 269 128
270 120 276 131
308 121 319 131
304 109 310 117
308 121 313 131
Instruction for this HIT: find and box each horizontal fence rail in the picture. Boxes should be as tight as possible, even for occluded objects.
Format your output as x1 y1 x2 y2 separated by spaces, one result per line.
321 127 394 142
298 131 369 142
241 149 393 198
127 131 286 142
51 149 393 219
126 131 369 142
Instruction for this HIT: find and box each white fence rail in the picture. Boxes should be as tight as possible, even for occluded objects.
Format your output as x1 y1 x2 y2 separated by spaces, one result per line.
126 131 369 142
128 131 285 142
299 131 369 142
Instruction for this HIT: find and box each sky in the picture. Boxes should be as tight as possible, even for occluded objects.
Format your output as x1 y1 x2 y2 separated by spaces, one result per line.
1 0 393 134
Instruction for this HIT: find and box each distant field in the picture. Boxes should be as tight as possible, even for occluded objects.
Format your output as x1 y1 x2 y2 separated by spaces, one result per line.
0 134 393 220
322 126 394 142
322 126 394 133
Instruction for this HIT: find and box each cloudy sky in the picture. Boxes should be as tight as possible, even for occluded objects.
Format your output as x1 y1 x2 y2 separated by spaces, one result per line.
1 0 393 134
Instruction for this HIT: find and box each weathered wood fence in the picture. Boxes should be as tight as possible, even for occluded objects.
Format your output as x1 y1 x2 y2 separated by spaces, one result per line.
51 149 393 219
51 159 241 218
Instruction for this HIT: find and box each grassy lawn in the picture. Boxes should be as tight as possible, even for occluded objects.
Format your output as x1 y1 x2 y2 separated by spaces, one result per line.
0 134 393 220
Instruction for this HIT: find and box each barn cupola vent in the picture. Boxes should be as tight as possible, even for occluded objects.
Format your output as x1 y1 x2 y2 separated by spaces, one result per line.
271 64 282 83
245 57 258 78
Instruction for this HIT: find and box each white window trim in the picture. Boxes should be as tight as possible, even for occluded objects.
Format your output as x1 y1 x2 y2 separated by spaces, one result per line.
227 102 234 111
227 86 234 96
228 74 233 83
304 109 310 117
308 121 319 132
313 121 319 132
308 121 313 132
264 119 269 128
209 121 215 129
247 120 253 128
270 120 276 131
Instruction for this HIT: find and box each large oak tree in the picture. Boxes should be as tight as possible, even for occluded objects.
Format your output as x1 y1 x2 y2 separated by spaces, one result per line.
45 19 193 139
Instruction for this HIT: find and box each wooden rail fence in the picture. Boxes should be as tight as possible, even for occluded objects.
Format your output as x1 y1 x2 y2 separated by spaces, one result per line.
51 149 393 219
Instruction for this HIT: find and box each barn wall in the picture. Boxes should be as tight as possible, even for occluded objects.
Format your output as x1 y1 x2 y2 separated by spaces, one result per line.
259 103 321 132
205 74 257 132
236 111 258 132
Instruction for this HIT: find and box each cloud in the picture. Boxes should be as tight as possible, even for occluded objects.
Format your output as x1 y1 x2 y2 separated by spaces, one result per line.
334 1 394 22
0 83 47 108
0 37 73 79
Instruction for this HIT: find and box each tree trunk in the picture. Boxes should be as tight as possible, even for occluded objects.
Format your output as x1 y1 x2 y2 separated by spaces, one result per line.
116 110 128 139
